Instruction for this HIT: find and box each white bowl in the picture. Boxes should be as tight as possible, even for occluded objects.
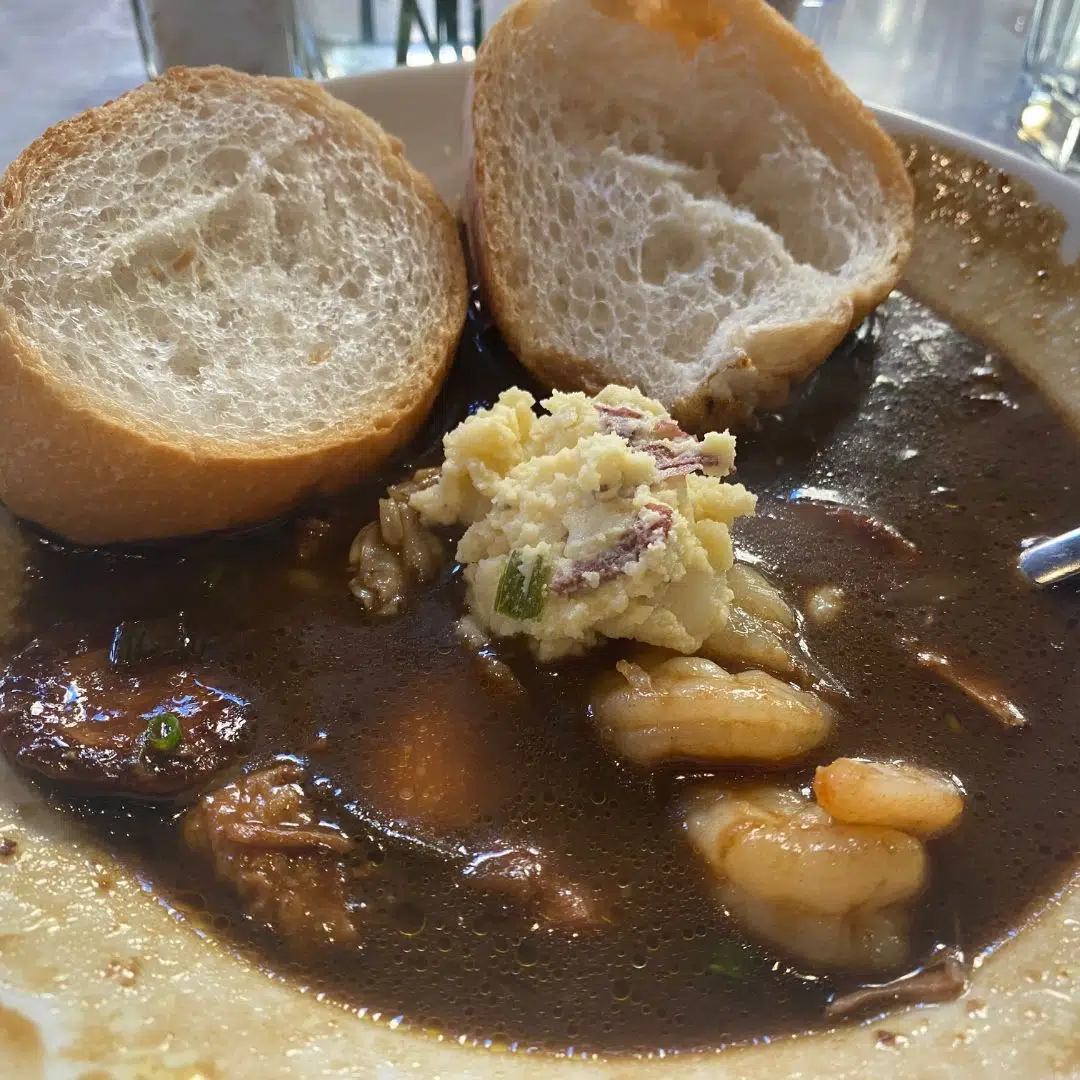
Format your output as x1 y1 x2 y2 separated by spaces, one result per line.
1 60 1079 1080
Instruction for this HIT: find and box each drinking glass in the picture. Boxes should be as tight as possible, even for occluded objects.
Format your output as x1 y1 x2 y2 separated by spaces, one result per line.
293 0 485 76
132 0 306 77
1018 0 1080 171
133 0 804 82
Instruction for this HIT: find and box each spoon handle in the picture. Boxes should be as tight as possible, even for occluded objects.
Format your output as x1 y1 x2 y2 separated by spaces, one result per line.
1018 527 1080 586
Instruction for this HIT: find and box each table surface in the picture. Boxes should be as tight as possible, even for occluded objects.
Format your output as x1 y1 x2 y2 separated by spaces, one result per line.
0 0 1065 176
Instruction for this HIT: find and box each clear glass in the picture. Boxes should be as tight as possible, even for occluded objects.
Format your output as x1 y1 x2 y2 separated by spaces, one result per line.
1019 0 1080 171
1025 0 1080 87
294 0 487 77
132 0 306 77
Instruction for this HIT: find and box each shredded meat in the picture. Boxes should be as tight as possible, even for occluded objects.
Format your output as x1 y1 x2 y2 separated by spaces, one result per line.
348 522 409 615
651 417 688 441
184 763 356 950
907 644 1028 727
788 490 919 557
824 946 968 1018
0 639 253 799
550 503 674 594
462 843 610 930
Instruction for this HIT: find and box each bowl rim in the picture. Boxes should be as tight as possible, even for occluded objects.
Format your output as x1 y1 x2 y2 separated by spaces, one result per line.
3 56 1080 1080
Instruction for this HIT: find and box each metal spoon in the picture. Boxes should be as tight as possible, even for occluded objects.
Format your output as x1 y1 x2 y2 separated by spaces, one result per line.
1018 527 1080 586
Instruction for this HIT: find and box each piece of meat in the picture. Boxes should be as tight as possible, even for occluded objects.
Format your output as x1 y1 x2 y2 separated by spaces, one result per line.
184 762 356 951
356 682 604 930
787 489 919 557
462 843 610 930
0 640 253 799
639 442 724 479
907 644 1028 727
595 402 648 437
347 498 444 617
824 946 968 1018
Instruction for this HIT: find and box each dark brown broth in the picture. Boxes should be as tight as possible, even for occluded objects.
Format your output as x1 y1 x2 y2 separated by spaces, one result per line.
14 293 1080 1055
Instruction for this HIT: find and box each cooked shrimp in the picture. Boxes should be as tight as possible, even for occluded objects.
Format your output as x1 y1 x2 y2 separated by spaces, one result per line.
722 884 911 972
685 785 928 970
723 817 926 916
704 564 831 687
688 787 926 917
702 606 809 681
592 656 834 765
726 563 797 630
813 758 965 837
684 784 819 858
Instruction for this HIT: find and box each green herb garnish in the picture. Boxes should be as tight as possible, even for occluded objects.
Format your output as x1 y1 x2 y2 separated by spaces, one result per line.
146 712 183 754
706 940 754 979
493 550 549 620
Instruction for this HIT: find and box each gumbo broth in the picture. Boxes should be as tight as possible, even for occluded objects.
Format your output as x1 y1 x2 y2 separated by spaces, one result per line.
4 293 1079 1055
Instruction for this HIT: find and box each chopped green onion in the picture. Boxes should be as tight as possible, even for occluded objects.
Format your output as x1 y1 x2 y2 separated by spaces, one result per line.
146 712 183 754
493 551 549 621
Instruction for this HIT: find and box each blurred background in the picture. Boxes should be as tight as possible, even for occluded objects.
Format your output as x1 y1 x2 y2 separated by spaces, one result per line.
0 0 1077 173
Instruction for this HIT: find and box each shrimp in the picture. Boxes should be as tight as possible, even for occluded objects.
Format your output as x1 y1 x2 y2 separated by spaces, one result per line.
702 606 810 682
591 656 834 765
723 884 911 972
703 563 829 687
726 563 797 630
687 787 926 917
813 758 965 838
722 817 925 916
685 785 928 970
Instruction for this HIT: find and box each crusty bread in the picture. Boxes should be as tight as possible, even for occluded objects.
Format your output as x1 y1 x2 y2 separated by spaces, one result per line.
0 66 467 544
468 0 914 430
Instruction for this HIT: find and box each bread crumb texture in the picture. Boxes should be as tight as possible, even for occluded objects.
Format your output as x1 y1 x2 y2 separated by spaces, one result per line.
471 0 913 426
412 384 756 660
0 67 458 447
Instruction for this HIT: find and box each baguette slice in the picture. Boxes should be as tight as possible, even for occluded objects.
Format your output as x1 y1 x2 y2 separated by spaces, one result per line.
0 66 467 544
468 0 914 430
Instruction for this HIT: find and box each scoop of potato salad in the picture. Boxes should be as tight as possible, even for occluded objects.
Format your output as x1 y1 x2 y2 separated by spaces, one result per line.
411 385 756 660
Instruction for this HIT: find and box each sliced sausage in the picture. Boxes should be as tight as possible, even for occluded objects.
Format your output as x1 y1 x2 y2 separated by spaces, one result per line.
0 639 253 799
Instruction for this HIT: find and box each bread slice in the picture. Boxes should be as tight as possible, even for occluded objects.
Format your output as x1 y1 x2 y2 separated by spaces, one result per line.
468 0 914 430
0 66 467 544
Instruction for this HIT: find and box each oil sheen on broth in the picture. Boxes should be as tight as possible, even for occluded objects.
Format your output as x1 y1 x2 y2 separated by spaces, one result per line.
9 294 1080 1055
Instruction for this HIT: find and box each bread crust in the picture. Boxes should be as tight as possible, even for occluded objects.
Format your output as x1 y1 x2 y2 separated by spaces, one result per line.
0 67 468 544
470 0 914 430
